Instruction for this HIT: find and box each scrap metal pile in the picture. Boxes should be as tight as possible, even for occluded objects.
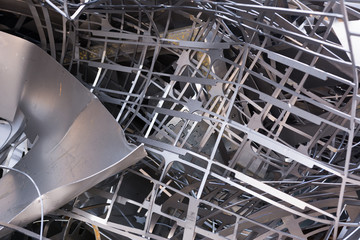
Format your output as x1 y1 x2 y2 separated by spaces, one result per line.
0 0 360 239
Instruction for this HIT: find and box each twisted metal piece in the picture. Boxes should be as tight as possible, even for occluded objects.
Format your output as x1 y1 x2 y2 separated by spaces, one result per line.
0 0 360 239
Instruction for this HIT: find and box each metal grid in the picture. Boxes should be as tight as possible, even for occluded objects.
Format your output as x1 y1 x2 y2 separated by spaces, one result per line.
1 0 360 239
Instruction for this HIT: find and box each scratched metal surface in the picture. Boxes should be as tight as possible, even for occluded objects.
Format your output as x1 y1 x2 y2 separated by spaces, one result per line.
0 0 360 239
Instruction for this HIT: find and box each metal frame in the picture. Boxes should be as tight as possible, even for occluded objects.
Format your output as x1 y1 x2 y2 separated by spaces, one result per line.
0 0 360 239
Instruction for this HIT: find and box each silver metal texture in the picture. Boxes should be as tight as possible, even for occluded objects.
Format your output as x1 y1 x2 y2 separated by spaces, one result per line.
0 0 360 239
0 31 146 237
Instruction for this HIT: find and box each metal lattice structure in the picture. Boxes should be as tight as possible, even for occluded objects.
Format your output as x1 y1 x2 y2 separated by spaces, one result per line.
1 0 360 239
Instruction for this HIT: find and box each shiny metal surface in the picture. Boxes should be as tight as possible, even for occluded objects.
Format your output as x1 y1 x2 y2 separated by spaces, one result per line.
0 0 360 239
0 31 146 237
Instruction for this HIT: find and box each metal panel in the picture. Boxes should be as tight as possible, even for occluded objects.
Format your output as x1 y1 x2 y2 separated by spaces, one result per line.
0 32 146 236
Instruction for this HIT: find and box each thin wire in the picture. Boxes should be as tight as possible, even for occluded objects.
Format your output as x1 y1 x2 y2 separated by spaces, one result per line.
0 165 44 240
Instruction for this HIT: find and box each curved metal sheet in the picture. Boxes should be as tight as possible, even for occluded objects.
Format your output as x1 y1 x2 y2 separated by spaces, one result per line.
0 31 146 234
